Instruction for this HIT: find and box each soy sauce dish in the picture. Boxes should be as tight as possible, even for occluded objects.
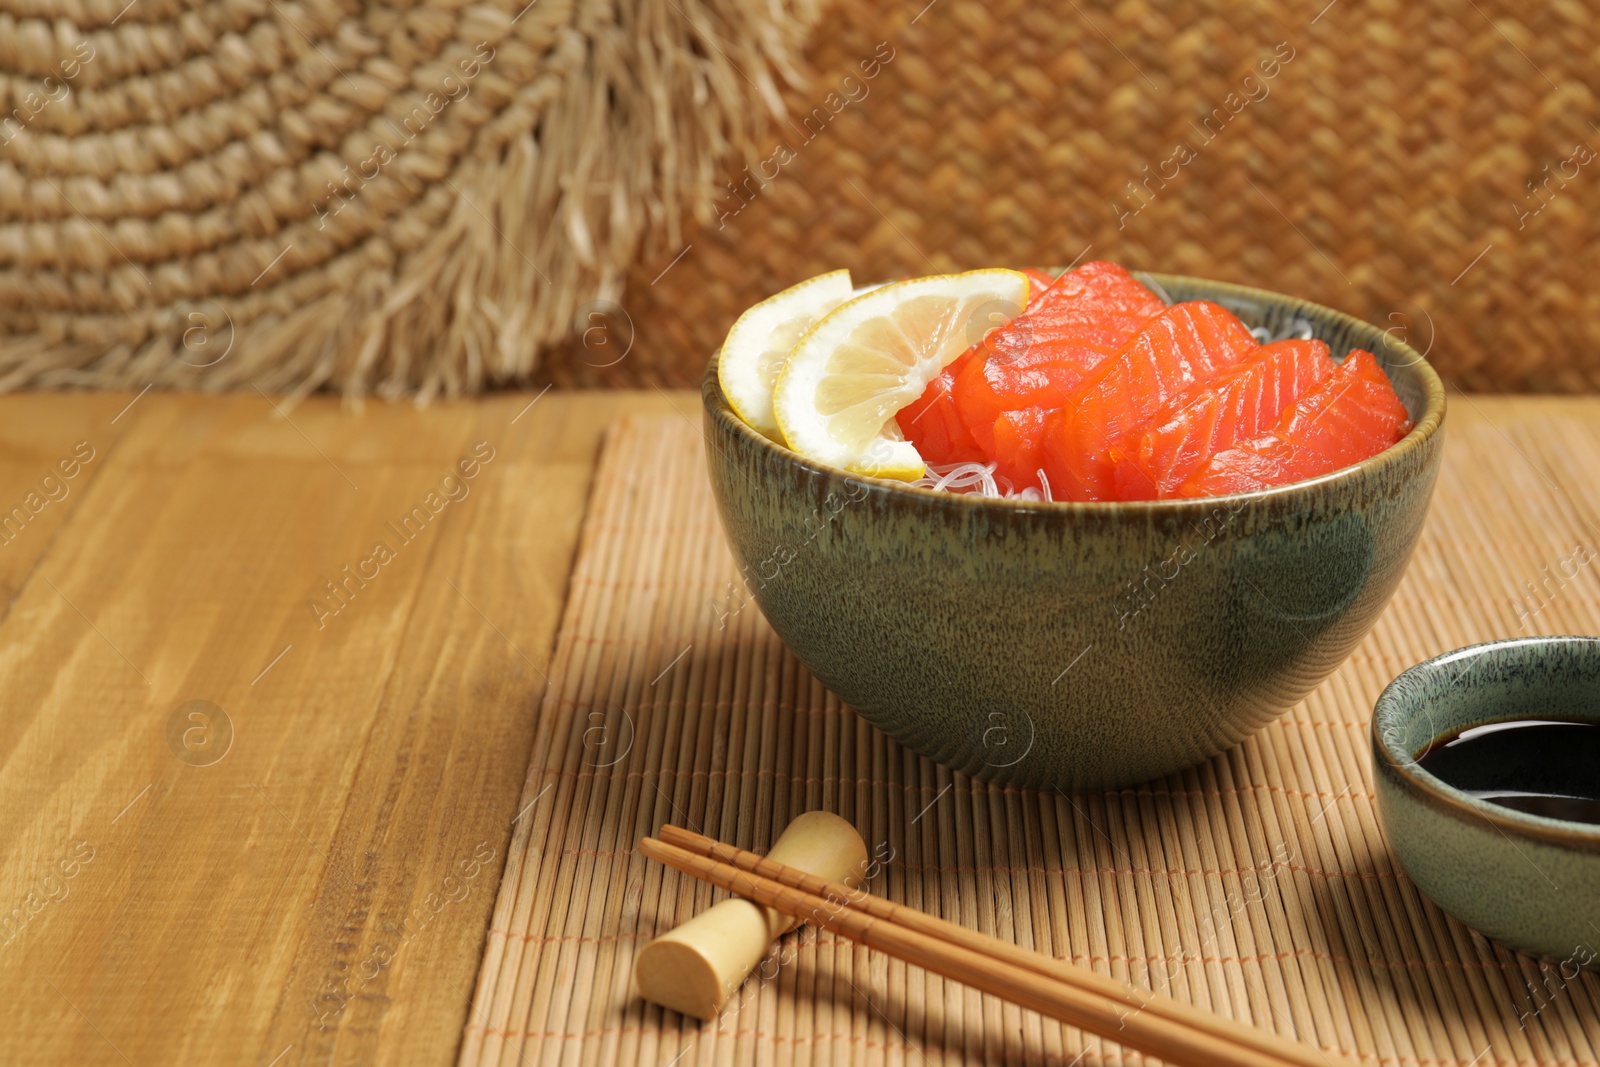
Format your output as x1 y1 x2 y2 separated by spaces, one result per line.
1373 636 1600 967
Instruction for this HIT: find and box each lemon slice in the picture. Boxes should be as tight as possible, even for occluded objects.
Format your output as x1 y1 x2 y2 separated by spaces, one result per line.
773 269 1030 479
718 270 854 438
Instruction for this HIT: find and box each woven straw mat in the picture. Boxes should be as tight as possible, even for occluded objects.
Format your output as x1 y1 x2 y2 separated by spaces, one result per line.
546 0 1600 393
0 0 818 399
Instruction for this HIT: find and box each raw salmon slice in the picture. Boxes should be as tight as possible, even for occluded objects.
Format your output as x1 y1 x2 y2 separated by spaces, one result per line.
992 406 1053 493
1021 267 1059 292
1176 348 1413 497
896 268 1063 465
1041 300 1260 501
949 262 1166 452
894 349 988 464
1114 339 1336 500
950 349 1117 452
900 261 1163 463
980 261 1168 364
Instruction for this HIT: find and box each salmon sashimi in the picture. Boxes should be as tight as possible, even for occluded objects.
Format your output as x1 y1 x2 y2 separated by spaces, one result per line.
894 350 989 464
950 350 1117 453
949 261 1167 453
883 258 1415 500
977 261 1168 365
896 267 1064 465
1041 300 1261 501
900 263 1163 465
991 406 1054 493
1021 267 1059 292
1113 339 1337 500
1175 348 1413 498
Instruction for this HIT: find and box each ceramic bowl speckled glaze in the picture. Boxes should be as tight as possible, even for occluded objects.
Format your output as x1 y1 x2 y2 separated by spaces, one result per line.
702 271 1447 790
1373 637 1600 966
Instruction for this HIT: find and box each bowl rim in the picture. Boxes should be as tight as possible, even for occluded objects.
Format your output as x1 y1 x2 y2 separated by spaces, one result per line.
702 270 1448 513
1371 634 1600 848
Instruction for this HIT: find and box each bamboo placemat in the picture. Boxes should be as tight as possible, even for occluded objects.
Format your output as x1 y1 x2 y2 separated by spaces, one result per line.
461 406 1600 1067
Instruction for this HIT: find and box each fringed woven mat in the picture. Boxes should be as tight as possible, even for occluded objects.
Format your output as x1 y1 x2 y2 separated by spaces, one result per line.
461 406 1600 1067
0 0 817 399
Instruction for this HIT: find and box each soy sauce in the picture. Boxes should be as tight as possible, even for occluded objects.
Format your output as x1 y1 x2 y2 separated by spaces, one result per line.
1416 719 1600 825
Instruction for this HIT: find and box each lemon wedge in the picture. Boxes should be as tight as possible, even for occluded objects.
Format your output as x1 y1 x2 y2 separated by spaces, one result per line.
717 270 854 439
773 269 1030 479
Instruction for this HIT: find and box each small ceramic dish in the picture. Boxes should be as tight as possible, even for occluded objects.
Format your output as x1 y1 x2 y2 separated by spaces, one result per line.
703 271 1447 790
1373 636 1600 966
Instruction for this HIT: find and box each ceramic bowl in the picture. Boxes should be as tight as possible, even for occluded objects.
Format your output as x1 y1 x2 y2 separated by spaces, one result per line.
1373 636 1600 966
702 271 1447 790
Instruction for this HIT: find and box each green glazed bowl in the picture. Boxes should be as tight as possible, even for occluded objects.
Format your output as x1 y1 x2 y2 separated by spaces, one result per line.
702 272 1447 790
1373 637 1600 966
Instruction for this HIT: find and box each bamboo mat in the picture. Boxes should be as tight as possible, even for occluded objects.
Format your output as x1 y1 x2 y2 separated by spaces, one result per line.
461 406 1600 1067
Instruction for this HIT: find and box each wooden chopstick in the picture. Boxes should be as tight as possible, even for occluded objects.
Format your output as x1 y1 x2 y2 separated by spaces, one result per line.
643 828 1358 1067
657 825 1319 1063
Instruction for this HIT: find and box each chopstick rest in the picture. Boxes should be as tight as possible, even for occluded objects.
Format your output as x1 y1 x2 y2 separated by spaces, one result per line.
634 811 868 1019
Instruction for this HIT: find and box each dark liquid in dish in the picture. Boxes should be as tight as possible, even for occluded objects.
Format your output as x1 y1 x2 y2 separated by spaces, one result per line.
1416 719 1600 825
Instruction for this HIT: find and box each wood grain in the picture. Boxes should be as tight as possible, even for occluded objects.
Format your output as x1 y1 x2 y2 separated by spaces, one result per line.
0 389 682 1067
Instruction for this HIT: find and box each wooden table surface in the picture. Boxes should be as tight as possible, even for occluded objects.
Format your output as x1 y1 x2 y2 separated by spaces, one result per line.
0 389 1590 1067
0 388 691 1067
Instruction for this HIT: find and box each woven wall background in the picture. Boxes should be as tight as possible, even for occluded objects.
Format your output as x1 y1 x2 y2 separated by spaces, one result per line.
544 0 1600 393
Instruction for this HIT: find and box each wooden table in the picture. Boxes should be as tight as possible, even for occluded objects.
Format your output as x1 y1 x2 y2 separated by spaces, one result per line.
0 389 692 1067
0 389 1588 1066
